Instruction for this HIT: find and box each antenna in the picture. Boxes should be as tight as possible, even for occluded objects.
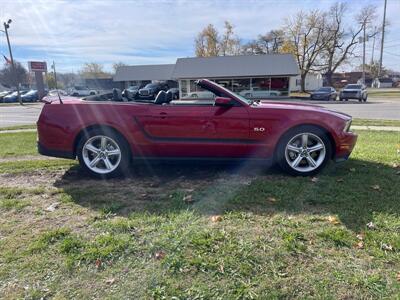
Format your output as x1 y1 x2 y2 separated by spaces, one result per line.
52 61 63 104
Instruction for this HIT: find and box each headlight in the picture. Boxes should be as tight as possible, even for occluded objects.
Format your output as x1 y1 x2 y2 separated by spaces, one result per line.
343 119 352 132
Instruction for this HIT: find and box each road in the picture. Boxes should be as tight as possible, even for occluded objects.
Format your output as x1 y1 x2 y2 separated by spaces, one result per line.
0 104 43 127
0 98 399 128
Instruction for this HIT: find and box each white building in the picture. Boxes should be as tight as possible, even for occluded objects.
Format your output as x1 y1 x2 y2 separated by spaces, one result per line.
289 73 323 92
114 54 300 98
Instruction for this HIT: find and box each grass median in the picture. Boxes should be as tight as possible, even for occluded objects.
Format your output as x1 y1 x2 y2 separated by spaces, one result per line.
0 130 399 299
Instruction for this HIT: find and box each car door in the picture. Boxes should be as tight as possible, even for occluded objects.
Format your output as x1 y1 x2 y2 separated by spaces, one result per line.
135 101 251 157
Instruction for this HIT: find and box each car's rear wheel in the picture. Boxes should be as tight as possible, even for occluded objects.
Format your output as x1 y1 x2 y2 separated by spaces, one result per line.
77 128 131 178
276 126 332 176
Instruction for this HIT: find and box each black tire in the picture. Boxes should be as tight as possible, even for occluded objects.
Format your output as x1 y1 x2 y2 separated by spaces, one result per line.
275 126 332 176
76 128 131 178
363 95 367 102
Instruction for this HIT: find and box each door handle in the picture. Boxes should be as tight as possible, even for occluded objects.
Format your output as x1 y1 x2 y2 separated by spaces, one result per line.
159 112 167 119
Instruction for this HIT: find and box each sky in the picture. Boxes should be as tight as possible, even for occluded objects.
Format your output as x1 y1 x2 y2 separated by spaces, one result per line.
0 0 399 73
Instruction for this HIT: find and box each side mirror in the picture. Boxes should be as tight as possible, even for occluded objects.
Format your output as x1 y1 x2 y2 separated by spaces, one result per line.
215 96 233 107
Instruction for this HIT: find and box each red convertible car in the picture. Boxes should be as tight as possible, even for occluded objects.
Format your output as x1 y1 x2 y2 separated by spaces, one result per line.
37 79 357 178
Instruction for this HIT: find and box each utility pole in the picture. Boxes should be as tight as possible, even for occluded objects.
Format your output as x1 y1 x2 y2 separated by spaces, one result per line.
371 26 377 64
362 21 366 84
378 0 387 77
3 19 22 105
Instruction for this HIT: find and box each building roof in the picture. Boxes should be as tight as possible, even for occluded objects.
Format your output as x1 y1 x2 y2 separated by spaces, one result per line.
172 54 299 79
113 64 175 82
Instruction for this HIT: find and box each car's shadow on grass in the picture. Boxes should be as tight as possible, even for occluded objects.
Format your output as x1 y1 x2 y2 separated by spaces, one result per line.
54 158 399 232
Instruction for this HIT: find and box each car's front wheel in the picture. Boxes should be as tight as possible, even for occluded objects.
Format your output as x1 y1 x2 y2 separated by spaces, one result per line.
77 128 131 178
276 126 332 176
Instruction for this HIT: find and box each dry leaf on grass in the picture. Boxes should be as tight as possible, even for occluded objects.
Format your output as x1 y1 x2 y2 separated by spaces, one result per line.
356 233 364 241
392 163 399 168
336 178 344 183
371 185 381 191
95 259 102 269
397 272 400 282
155 250 166 260
349 168 356 172
327 215 340 225
45 202 59 212
183 194 194 204
211 215 223 223
381 243 394 251
355 241 364 249
311 177 319 183
105 278 115 285
366 222 376 230
266 197 278 203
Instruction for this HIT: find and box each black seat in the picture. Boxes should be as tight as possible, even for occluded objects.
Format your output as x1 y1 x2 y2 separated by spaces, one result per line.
154 90 167 104
122 89 134 101
165 91 173 104
112 88 122 101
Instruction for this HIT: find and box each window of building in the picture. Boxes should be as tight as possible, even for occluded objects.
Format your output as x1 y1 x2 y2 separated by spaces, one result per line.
270 77 289 96
232 78 251 93
214 79 232 89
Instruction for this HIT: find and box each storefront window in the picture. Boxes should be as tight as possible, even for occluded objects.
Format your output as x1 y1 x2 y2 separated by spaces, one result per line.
214 79 232 90
232 78 251 93
252 78 271 91
180 80 189 96
270 77 289 96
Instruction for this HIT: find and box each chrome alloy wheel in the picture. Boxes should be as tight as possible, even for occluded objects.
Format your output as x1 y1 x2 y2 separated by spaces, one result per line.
284 133 326 173
82 135 121 174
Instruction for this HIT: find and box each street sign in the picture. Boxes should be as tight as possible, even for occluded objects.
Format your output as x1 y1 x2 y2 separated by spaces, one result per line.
28 61 47 72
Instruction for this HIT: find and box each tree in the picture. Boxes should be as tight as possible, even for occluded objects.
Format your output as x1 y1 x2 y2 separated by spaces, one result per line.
283 10 328 92
57 72 79 88
242 29 285 55
79 62 110 79
220 21 241 56
195 24 220 57
112 62 127 73
355 60 387 78
0 61 28 88
46 72 64 89
320 3 377 86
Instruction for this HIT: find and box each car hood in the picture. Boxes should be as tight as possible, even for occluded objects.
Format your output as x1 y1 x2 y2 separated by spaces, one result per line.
257 100 352 120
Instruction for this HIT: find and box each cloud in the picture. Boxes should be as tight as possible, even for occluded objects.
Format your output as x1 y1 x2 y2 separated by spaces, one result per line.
0 0 399 72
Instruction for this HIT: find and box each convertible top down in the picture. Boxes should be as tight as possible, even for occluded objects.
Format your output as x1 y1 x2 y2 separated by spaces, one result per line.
38 79 357 177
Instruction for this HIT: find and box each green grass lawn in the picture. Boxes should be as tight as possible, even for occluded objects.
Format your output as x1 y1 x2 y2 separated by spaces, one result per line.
352 118 400 127
0 130 399 299
368 89 400 98
0 124 37 131
0 131 37 158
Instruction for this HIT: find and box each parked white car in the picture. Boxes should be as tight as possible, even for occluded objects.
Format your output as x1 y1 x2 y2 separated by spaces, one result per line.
239 89 281 98
69 86 97 97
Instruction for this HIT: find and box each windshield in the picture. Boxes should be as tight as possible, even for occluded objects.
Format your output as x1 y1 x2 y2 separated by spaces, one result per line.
74 86 87 90
128 86 139 90
25 90 36 95
317 88 331 92
346 84 361 89
199 80 252 105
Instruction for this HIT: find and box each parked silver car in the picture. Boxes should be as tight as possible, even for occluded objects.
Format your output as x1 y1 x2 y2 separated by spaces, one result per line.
339 84 368 102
